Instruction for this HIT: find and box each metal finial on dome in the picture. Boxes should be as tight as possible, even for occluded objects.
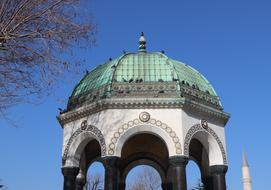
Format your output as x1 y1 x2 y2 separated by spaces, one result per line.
139 32 146 52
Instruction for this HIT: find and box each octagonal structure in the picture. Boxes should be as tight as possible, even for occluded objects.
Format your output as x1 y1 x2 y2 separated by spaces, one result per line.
58 33 230 190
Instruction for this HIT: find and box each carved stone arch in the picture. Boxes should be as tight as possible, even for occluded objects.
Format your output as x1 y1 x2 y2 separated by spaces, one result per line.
184 124 227 165
62 124 106 166
107 114 182 157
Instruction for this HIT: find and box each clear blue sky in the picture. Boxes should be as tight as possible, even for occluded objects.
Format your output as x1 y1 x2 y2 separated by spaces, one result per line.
1 0 270 189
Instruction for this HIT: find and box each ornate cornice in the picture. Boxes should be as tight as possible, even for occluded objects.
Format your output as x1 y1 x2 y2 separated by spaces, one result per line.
180 85 221 109
183 99 230 124
68 81 221 111
58 98 229 126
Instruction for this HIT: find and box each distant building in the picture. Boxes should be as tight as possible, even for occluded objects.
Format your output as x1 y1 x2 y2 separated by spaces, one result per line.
242 152 252 190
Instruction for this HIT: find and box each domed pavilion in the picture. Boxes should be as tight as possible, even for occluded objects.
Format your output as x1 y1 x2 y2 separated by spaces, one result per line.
58 33 230 190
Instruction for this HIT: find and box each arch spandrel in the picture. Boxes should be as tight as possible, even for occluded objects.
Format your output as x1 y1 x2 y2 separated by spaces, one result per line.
106 114 182 157
184 123 227 165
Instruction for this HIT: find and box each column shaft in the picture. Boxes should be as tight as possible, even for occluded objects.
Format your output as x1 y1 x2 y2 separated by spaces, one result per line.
210 165 228 190
103 156 121 190
75 178 86 190
202 176 213 190
167 156 189 190
62 167 80 190
119 182 126 190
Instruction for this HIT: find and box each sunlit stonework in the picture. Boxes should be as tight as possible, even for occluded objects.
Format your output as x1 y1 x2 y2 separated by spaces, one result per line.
139 112 150 122
58 33 230 190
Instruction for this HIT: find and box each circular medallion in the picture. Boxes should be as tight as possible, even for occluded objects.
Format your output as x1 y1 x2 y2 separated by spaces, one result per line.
150 119 156 124
133 119 140 125
118 128 124 133
166 127 172 133
81 120 88 130
162 123 167 129
156 120 162 126
176 148 182 154
128 121 134 126
108 149 114 155
114 132 120 138
109 143 115 149
173 137 179 143
139 112 150 122
123 124 128 129
170 131 176 137
201 119 208 129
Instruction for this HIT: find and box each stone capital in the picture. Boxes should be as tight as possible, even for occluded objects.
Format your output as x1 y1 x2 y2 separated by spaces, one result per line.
168 156 189 167
210 165 228 175
102 156 121 169
62 167 80 178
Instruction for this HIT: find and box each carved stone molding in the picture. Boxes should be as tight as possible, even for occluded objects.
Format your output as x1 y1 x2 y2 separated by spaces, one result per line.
183 124 227 165
107 114 182 155
62 124 106 165
181 85 221 109
58 98 229 126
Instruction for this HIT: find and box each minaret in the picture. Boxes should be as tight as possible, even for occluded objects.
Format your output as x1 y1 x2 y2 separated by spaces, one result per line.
242 152 252 190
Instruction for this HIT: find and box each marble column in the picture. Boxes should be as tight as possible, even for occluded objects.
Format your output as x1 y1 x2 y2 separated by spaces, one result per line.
161 182 170 190
103 156 121 190
167 156 189 190
75 175 86 190
202 176 213 190
62 167 80 190
119 182 126 190
210 165 228 190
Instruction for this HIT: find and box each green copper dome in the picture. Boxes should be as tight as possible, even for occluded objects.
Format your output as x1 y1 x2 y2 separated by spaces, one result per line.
67 34 221 111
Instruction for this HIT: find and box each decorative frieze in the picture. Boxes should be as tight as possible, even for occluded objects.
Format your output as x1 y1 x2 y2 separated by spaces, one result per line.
107 113 182 155
111 82 177 97
180 85 221 109
66 81 222 115
58 98 229 126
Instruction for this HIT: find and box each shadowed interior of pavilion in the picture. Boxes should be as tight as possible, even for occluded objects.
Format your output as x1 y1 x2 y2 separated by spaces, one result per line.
70 132 226 190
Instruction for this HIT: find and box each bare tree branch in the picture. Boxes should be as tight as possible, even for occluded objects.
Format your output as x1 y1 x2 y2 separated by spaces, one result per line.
0 0 96 114
84 174 103 190
127 166 162 190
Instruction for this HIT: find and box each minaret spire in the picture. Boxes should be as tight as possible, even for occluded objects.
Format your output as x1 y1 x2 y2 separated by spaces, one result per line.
242 152 252 190
138 32 146 52
242 152 249 167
